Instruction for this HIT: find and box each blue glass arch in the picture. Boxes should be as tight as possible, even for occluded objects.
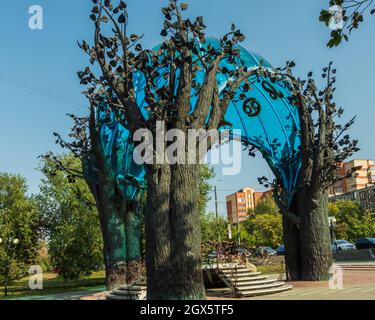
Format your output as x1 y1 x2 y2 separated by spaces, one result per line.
98 38 301 203
97 103 146 200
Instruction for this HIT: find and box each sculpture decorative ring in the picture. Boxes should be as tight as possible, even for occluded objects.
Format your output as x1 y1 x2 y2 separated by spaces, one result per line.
243 98 261 117
262 80 284 100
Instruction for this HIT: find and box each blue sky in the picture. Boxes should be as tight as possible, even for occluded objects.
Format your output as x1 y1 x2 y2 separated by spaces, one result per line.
0 0 374 215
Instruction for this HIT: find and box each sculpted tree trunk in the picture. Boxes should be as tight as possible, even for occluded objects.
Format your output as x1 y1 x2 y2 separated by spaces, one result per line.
274 62 359 281
145 164 172 299
83 142 129 289
299 189 332 280
168 164 204 299
61 103 145 290
90 179 144 289
145 163 204 300
84 105 143 290
282 197 302 280
84 161 144 289
96 182 127 289
282 190 332 281
125 196 144 284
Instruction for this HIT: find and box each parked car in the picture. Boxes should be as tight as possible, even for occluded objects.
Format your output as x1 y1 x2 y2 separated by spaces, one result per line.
331 240 356 252
235 247 253 257
276 245 285 256
207 250 218 260
263 246 277 256
355 238 375 250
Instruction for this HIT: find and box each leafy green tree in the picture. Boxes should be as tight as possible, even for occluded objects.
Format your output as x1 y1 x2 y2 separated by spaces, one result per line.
242 214 283 248
231 226 256 247
198 165 214 218
233 198 283 248
328 200 375 242
252 197 280 216
36 155 103 281
197 165 228 242
200 212 228 243
0 173 40 295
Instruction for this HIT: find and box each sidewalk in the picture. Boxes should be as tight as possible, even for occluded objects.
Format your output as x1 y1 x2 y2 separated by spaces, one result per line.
207 264 375 300
5 286 106 300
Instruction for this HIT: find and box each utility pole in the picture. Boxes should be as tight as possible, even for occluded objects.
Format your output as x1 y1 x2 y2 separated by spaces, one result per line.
227 223 232 240
237 211 241 245
214 185 218 219
214 185 221 242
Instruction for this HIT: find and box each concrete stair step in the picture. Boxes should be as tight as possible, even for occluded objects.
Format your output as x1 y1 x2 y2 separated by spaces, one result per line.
113 289 143 296
222 272 262 278
236 281 285 291
107 294 139 300
339 264 375 268
225 275 268 282
231 278 279 286
240 284 293 297
118 285 147 291
340 268 375 271
221 269 258 274
333 249 374 262
218 266 246 270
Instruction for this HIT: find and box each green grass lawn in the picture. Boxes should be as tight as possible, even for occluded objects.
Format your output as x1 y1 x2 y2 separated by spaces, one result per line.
0 271 106 300
256 264 285 275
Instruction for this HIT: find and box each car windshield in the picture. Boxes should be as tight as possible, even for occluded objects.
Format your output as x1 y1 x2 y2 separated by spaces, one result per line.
368 238 375 242
265 247 273 250
336 240 349 244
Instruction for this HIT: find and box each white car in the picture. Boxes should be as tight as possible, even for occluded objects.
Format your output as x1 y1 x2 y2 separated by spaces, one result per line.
332 240 356 252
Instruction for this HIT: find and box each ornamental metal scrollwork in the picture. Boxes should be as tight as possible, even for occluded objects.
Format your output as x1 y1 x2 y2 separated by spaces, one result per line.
243 98 261 117
262 80 284 100
287 95 299 106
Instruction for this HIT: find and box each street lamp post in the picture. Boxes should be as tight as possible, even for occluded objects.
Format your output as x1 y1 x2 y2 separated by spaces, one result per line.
328 217 337 243
237 212 241 246
214 180 222 243
0 237 20 296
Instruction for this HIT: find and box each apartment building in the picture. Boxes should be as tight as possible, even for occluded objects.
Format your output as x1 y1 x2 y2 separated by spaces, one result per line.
226 187 272 224
329 185 375 213
330 160 375 195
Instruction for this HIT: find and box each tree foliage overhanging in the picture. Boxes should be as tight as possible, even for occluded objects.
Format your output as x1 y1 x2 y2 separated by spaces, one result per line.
0 173 40 285
36 155 103 281
329 200 375 241
320 0 375 47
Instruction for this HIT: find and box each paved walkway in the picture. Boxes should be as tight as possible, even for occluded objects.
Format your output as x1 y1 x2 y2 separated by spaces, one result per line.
7 286 106 300
250 284 375 300
207 264 375 300
8 263 375 300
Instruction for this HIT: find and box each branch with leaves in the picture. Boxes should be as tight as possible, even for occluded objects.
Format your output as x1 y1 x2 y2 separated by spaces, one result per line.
77 0 266 164
320 0 375 47
258 61 360 223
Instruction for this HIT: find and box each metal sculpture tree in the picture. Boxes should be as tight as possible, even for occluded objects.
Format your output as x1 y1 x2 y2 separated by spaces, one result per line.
47 98 146 290
261 62 360 280
69 0 359 298
78 0 271 300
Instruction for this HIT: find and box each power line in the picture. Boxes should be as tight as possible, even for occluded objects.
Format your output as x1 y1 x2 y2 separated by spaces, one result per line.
0 76 87 109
